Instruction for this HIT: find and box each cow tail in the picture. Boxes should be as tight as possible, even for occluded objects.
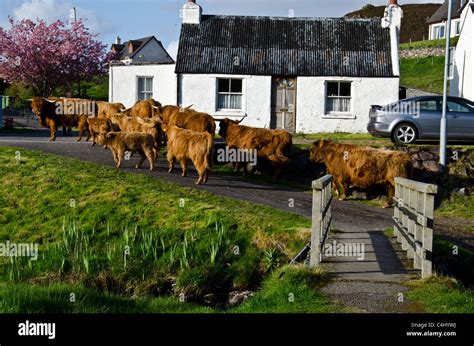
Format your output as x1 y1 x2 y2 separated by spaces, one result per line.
206 133 214 169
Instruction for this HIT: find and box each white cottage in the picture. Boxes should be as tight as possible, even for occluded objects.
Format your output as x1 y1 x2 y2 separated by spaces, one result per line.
450 0 474 101
110 0 403 134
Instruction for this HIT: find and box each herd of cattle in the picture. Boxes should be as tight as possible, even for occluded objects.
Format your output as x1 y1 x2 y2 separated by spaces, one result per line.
28 97 412 206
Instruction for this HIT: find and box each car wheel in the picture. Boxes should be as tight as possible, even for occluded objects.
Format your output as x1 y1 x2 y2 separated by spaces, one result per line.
393 123 417 144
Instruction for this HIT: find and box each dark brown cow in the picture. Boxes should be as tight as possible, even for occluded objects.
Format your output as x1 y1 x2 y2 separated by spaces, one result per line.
30 97 89 141
162 125 214 184
217 118 292 182
309 139 413 207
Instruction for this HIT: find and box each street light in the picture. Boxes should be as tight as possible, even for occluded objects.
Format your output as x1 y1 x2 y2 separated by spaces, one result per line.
440 0 454 169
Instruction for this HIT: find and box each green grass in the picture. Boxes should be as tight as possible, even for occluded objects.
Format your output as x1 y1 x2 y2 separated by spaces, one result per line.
0 146 326 312
400 37 459 50
400 56 445 94
435 194 474 221
407 276 474 313
234 265 340 313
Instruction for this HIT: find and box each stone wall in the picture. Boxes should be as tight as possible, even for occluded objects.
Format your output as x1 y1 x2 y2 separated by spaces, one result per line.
400 47 445 59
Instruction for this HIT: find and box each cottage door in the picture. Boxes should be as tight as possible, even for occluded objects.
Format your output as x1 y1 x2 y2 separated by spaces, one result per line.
271 77 296 132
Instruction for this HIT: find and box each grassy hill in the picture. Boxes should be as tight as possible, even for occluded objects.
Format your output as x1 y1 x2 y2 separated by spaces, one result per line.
401 56 445 94
345 3 441 44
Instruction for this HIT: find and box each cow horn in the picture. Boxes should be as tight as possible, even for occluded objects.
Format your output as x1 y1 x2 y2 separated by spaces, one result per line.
237 114 248 124
45 99 56 103
25 98 33 101
185 104 193 109
120 108 131 112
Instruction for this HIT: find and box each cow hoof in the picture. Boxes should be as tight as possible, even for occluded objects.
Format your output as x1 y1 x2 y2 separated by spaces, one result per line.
168 169 173 174
135 165 140 169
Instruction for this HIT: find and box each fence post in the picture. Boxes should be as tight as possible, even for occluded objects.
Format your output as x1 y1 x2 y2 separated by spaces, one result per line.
310 175 332 267
393 177 437 279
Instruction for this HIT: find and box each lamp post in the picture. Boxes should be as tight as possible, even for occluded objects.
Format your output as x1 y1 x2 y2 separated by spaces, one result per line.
440 0 454 169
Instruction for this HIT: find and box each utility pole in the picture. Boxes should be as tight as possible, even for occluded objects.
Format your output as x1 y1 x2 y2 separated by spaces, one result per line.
71 6 81 98
440 0 453 170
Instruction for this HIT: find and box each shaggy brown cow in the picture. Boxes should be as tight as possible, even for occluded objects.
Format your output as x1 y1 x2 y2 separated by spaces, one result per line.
120 98 162 118
110 114 162 150
87 118 112 146
103 132 157 171
217 118 292 182
309 139 413 207
30 97 89 141
162 125 214 184
156 105 215 135
96 101 126 119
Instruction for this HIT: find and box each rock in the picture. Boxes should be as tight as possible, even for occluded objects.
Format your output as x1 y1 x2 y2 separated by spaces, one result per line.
423 160 440 172
352 190 368 200
419 151 435 162
228 291 254 307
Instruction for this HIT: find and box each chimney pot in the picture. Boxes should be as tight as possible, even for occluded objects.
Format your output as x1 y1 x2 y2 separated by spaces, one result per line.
116 36 121 45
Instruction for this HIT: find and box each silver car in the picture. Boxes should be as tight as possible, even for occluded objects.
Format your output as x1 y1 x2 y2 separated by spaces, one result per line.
367 96 474 144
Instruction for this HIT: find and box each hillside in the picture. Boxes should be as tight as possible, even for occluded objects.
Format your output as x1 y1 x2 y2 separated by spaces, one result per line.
345 3 441 43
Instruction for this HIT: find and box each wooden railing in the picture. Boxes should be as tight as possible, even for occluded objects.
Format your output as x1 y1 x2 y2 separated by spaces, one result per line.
393 177 438 278
310 175 333 267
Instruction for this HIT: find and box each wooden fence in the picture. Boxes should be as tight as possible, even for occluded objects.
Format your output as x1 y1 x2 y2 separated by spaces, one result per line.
392 177 438 278
310 175 333 267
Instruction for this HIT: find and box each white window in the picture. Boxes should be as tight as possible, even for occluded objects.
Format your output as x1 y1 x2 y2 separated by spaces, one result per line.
137 77 153 100
455 21 461 36
325 81 351 114
434 25 445 39
217 79 243 110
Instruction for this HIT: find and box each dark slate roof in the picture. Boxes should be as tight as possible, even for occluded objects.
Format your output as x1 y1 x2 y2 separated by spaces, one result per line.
113 36 153 59
176 15 394 77
427 0 462 23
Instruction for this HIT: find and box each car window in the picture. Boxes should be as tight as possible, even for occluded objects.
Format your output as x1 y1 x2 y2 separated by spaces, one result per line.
447 101 473 113
418 99 439 111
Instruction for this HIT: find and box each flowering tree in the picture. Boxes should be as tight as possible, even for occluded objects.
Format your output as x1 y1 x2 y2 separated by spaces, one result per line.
0 17 111 97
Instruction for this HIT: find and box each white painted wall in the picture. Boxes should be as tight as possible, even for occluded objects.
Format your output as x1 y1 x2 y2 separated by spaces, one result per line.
109 64 177 107
180 74 272 128
296 77 399 133
450 5 473 101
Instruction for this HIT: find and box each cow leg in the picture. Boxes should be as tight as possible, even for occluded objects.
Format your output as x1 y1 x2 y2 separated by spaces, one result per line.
136 152 146 169
116 148 124 168
68 126 72 136
180 160 187 177
62 125 67 136
167 153 174 173
146 150 155 171
384 184 395 208
50 125 57 142
76 127 83 142
203 169 211 183
339 179 350 200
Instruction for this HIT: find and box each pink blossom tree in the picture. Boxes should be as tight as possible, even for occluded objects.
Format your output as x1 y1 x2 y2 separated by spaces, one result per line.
0 17 111 97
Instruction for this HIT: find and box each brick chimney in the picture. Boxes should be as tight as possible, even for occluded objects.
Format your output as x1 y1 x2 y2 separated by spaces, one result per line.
382 0 403 76
182 0 202 24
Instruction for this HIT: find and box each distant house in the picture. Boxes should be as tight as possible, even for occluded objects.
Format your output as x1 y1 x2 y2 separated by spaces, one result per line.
427 0 463 40
109 0 403 134
108 35 177 107
450 0 474 101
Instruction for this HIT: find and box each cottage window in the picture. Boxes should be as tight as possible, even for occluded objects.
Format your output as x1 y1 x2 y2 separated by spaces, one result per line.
455 21 461 36
325 81 351 114
137 77 153 100
217 79 243 110
433 25 445 39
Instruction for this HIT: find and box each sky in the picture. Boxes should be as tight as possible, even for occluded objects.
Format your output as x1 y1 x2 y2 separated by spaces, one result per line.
0 0 444 59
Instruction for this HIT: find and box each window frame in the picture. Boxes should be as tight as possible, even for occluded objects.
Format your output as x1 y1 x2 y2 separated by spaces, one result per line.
324 81 352 115
216 78 244 112
137 76 153 101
